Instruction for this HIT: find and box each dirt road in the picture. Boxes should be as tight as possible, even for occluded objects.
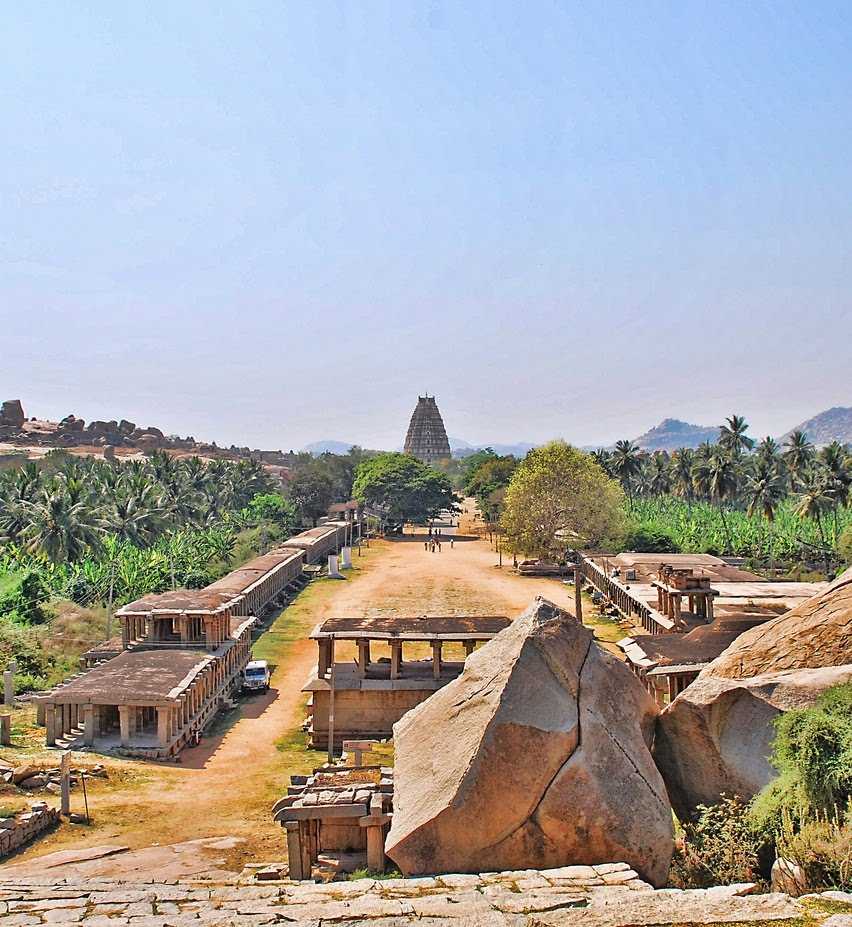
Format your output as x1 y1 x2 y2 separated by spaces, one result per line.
7 522 617 876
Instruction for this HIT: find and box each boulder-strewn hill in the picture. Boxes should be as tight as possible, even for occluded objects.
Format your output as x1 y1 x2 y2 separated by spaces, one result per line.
632 418 719 451
302 440 358 455
780 406 852 446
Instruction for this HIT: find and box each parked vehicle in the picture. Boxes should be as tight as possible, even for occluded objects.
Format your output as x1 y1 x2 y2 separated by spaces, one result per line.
242 660 270 692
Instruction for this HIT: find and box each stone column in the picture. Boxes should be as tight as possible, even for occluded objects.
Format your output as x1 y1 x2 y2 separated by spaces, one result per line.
157 707 171 747
317 640 330 678
431 641 442 680
45 706 56 747
83 706 95 746
356 640 370 678
390 641 402 680
463 640 475 657
118 706 132 746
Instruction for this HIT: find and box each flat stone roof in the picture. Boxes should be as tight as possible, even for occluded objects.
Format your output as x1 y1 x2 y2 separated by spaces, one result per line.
117 588 233 615
312 615 510 640
590 552 763 583
39 650 213 706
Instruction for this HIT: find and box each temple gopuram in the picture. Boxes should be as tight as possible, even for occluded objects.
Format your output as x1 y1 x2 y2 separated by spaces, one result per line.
403 395 451 464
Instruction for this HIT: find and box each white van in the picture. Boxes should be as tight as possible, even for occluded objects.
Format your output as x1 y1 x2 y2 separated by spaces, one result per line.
242 660 270 692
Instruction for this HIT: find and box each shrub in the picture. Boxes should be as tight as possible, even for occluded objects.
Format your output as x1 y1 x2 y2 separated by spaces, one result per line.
670 795 766 888
775 808 852 892
623 525 680 553
750 684 852 834
839 526 852 565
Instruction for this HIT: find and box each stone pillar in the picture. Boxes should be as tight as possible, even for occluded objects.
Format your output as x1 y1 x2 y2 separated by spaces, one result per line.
341 547 352 569
366 823 386 873
45 705 56 747
84 706 95 746
286 822 303 880
36 703 45 726
328 555 343 579
118 706 131 747
706 595 714 622
318 640 331 678
356 640 370 678
0 715 10 746
3 666 15 707
574 568 583 621
432 641 442 680
157 707 171 747
463 640 475 657
390 641 402 680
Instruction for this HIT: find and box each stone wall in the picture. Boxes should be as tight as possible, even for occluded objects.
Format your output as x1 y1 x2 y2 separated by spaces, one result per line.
0 804 60 858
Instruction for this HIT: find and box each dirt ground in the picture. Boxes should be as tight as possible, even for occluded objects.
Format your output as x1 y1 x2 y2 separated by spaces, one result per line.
4 506 621 877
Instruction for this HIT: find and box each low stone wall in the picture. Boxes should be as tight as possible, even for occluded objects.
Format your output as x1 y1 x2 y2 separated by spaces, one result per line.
0 869 850 926
0 804 59 858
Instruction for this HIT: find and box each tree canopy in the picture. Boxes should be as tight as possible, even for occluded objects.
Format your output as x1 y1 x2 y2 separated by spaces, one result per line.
352 453 458 528
500 441 625 558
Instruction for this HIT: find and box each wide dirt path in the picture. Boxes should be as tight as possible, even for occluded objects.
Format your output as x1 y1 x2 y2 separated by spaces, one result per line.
9 520 615 876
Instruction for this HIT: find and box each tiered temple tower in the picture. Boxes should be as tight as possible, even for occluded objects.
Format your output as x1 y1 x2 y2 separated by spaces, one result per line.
403 396 451 465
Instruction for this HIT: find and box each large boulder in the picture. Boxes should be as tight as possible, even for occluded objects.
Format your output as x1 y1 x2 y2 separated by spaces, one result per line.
655 664 852 820
0 400 25 427
656 569 852 820
706 568 852 678
385 597 673 886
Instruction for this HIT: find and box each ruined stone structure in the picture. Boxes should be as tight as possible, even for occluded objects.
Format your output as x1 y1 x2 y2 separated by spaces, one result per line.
303 615 510 749
403 395 451 464
33 547 309 758
273 763 394 879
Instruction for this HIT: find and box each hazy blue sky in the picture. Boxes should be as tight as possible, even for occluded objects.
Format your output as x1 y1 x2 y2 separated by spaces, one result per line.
2 2 851 451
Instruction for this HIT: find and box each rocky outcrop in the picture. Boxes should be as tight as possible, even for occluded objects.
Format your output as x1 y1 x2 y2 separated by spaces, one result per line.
708 567 852 678
0 400 25 427
655 664 852 820
385 597 674 886
656 570 852 820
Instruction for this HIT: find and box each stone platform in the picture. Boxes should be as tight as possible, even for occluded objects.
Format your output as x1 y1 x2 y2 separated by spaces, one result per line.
1 865 850 927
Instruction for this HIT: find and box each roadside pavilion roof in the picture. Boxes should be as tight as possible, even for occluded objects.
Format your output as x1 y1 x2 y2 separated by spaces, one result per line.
311 615 510 641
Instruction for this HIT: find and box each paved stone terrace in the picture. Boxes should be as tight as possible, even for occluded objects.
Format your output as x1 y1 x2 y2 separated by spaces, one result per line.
1 865 851 927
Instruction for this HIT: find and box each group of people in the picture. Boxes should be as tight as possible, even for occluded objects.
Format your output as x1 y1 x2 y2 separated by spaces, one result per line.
425 528 454 553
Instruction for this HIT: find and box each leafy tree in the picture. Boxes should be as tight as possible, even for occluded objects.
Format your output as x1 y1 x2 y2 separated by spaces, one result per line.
243 493 297 530
352 453 458 529
500 441 625 558
286 462 335 525
465 455 518 521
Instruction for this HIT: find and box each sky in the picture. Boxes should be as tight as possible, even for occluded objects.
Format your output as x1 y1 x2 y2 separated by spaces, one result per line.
2 2 851 452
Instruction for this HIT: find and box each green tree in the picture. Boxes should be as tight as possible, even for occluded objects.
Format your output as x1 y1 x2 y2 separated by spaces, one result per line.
784 430 815 489
287 462 336 525
500 441 625 559
244 493 297 530
719 414 754 457
611 440 643 506
352 453 458 529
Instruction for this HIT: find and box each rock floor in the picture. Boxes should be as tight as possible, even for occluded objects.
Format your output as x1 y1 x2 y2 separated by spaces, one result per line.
1 863 851 927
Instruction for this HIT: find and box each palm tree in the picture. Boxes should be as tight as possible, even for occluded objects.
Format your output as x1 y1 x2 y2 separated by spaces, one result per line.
22 487 104 563
783 431 815 490
648 452 672 497
695 450 739 553
794 469 837 573
670 448 695 503
745 459 786 572
719 414 755 458
610 440 643 506
102 484 164 546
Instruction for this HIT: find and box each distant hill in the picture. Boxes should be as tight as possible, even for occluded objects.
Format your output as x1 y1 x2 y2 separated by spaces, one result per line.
632 418 720 451
452 441 536 459
302 440 358 455
780 407 852 446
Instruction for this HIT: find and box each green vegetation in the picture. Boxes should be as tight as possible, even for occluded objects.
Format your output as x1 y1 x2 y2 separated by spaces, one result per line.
0 451 291 689
673 684 852 892
594 416 851 571
352 452 458 530
459 449 519 522
500 441 625 559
